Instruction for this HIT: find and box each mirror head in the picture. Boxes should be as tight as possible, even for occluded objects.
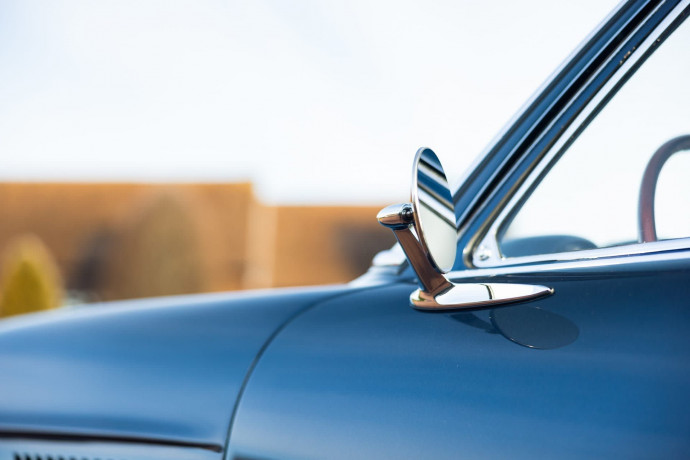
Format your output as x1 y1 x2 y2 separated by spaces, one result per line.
411 147 457 273
376 146 553 311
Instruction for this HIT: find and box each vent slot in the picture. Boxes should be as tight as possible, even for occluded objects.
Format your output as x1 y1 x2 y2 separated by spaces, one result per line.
13 454 119 460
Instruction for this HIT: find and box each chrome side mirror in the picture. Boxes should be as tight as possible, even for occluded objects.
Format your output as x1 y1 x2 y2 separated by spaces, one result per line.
378 147 552 311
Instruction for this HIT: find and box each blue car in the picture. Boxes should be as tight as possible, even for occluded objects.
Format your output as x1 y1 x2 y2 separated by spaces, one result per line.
1 0 689 458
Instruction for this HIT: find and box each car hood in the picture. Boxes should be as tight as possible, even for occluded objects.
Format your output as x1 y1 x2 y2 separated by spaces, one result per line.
0 284 359 452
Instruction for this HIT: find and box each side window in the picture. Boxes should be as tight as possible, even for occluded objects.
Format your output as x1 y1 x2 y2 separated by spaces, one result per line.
497 16 690 259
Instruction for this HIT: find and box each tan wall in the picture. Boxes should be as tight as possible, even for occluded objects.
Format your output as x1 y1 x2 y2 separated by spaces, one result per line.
244 205 394 288
0 182 255 298
0 182 395 301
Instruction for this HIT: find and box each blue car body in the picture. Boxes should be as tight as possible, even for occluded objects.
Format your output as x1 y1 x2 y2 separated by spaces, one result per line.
1 0 689 458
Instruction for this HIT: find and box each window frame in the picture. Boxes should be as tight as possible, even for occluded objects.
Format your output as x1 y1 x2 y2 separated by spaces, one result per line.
470 0 690 269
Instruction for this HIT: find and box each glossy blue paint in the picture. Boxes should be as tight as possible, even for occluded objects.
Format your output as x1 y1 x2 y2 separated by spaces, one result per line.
1 1 688 459
227 255 690 459
0 285 356 452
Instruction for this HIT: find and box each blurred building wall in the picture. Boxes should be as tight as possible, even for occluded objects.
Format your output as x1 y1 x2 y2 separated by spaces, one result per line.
0 183 394 302
243 205 397 289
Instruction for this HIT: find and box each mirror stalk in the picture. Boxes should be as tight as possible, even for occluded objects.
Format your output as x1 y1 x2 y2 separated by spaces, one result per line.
377 204 452 296
377 148 553 312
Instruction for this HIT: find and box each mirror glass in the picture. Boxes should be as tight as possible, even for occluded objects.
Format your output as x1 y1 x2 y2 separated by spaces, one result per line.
411 148 457 272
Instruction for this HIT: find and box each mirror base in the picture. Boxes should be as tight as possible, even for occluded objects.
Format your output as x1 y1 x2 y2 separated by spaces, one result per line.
411 283 553 312
377 147 554 313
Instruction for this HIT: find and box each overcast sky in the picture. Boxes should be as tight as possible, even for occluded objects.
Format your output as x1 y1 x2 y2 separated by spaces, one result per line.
0 0 619 204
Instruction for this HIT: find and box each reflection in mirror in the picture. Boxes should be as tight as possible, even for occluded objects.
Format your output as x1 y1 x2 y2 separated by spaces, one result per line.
376 147 553 311
412 148 457 273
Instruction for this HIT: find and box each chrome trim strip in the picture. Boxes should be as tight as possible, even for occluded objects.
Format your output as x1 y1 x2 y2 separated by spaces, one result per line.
481 237 690 268
472 0 689 268
451 0 640 228
465 0 663 266
0 429 224 453
451 245 690 279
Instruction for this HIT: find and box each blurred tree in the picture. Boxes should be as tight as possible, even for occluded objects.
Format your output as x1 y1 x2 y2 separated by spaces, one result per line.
0 235 63 317
102 191 205 300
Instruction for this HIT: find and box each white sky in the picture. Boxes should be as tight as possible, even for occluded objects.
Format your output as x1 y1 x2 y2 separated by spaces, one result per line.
0 0 619 204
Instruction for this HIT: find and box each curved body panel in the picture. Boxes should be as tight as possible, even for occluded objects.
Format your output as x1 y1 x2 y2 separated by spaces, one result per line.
0 285 355 451
2 2 689 459
227 254 690 459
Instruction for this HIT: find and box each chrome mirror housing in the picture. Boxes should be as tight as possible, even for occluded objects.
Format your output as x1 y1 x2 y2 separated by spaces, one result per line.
378 147 553 311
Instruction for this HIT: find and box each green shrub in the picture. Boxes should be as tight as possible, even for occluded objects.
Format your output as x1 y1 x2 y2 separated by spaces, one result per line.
0 235 63 317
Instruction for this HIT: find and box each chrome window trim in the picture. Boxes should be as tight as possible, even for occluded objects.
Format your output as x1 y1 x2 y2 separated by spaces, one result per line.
471 0 690 269
476 237 690 268
449 0 626 196
450 246 690 279
451 0 637 230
